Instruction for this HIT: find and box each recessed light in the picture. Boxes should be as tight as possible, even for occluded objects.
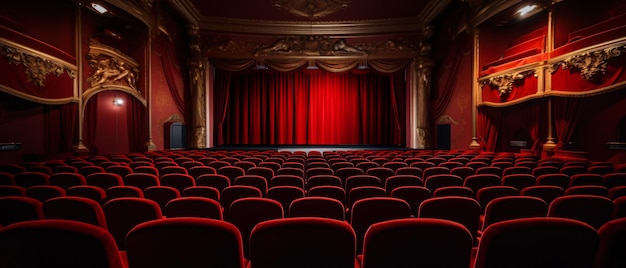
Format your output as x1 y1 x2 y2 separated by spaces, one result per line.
517 5 537 17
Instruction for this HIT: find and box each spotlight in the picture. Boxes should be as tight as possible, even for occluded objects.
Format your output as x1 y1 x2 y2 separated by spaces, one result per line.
517 5 537 17
113 97 123 106
91 3 108 14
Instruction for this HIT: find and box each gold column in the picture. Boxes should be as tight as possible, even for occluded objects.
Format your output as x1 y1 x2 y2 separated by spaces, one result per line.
187 25 207 149
73 4 88 153
411 26 434 149
543 7 557 151
145 29 156 151
469 28 481 150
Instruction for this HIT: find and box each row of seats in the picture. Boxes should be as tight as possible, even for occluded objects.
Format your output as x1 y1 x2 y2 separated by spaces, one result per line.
2 192 625 252
0 216 624 268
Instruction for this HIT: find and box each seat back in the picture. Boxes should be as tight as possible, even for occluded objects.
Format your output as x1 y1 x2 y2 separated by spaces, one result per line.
474 218 599 268
361 218 473 268
548 195 613 229
164 197 222 220
482 196 548 230
43 196 108 229
126 218 245 268
418 196 481 243
0 219 124 268
0 196 43 226
289 196 345 220
249 217 356 268
350 197 411 254
103 197 163 250
595 217 626 268
229 197 284 258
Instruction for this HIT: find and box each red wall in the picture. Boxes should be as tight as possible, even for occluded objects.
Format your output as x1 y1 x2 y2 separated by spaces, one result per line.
578 89 626 163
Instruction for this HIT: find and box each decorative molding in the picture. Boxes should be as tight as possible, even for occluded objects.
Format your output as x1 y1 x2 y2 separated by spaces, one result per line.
0 44 76 87
255 36 366 57
86 39 140 92
205 35 420 59
553 45 626 81
271 0 351 19
481 70 536 97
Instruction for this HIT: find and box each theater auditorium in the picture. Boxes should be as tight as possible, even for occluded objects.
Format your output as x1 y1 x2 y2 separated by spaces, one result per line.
1 0 626 267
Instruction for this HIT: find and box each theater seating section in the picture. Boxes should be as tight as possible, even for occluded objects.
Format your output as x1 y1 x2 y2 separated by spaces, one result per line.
1 149 626 267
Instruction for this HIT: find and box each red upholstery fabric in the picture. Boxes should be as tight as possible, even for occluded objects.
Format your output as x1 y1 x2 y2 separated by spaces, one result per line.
0 219 124 268
43 196 108 229
126 218 246 268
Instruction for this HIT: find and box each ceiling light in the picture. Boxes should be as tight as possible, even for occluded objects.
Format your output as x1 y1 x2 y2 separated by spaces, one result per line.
113 97 123 106
91 3 108 14
517 5 537 17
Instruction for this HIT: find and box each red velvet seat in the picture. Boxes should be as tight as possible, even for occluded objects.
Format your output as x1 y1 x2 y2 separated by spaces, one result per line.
481 196 548 231
105 165 133 178
347 186 387 209
433 186 474 198
103 197 163 250
79 166 106 177
181 186 220 201
424 174 463 192
570 173 604 187
289 196 345 220
390 186 432 216
0 219 125 268
450 166 475 180
196 174 231 192
126 217 246 268
307 185 346 205
351 197 411 254
0 196 43 226
187 166 217 180
25 185 66 202
49 172 86 190
267 186 305 210
565 185 609 197
143 186 180 210
66 185 107 204
548 195 613 229
0 185 26 197
476 186 519 213
160 173 196 193
123 173 160 191
537 173 570 189
43 196 108 229
85 173 123 191
463 174 501 196
360 218 473 268
221 185 263 220
384 175 423 193
418 196 481 244
501 174 536 191
13 172 50 189
218 166 246 184
345 175 382 193
105 185 143 202
520 185 564 205
245 167 274 183
595 217 626 268
474 218 599 268
229 197 284 258
164 196 223 220
269 174 304 189
248 217 357 268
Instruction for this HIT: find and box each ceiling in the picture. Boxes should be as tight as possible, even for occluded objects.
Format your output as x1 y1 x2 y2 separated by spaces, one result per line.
170 0 454 36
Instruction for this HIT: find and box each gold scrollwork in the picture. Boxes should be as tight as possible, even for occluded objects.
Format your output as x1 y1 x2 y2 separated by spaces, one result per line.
86 40 140 91
554 45 626 81
481 70 535 97
254 35 366 57
0 45 75 87
271 0 351 19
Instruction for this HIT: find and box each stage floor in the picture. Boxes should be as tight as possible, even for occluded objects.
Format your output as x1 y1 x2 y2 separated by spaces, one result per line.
206 145 410 153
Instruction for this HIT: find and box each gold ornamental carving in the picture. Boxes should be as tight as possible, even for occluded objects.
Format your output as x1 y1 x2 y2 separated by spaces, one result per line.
554 45 626 81
255 36 366 56
0 44 76 87
205 35 419 58
271 0 351 19
481 70 535 97
86 39 140 91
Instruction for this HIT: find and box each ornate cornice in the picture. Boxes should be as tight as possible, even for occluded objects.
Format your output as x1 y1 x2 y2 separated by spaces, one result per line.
271 0 351 19
205 35 420 59
0 43 76 87
197 17 424 36
481 69 536 96
552 45 626 81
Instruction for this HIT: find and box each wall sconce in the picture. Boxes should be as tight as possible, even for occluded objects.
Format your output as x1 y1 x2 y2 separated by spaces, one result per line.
113 97 124 106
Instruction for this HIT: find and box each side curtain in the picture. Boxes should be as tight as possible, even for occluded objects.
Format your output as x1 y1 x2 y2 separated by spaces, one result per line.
478 106 502 152
553 97 581 149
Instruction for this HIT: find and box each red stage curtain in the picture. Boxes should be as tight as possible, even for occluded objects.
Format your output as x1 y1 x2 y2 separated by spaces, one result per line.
519 100 544 152
478 106 502 152
153 34 186 114
128 97 146 152
213 69 231 145
553 97 581 149
59 103 77 152
432 36 469 119
215 69 405 145
84 94 99 154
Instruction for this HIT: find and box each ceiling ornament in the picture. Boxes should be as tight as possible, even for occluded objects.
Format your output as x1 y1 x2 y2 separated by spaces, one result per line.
271 0 351 19
255 36 366 56
0 44 75 87
553 45 626 81
481 70 535 97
